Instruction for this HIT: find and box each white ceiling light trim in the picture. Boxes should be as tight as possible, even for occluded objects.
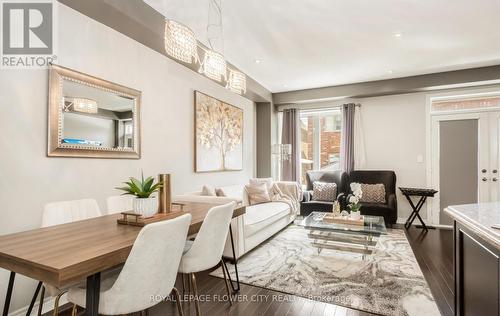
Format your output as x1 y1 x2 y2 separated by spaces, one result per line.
164 19 199 64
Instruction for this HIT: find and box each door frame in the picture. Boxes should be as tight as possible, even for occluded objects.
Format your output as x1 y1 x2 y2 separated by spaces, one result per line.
426 86 500 225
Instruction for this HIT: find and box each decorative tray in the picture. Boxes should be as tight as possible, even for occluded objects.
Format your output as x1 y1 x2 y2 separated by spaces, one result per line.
323 213 365 226
117 210 184 227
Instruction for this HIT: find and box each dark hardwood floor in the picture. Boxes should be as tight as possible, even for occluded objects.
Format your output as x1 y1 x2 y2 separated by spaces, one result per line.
405 226 454 316
58 226 454 316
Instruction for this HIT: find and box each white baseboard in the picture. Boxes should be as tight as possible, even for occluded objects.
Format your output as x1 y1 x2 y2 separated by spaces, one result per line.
396 217 452 229
9 294 68 316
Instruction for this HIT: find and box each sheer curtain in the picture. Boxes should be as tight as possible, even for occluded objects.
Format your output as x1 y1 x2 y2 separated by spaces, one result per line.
353 106 366 169
281 108 300 181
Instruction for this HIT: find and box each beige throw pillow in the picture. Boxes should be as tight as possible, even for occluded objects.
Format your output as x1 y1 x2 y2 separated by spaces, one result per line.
215 188 226 197
312 182 337 201
245 183 271 205
201 185 216 196
249 178 274 190
359 183 386 203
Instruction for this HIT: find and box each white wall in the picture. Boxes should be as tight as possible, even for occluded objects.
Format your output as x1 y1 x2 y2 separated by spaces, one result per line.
358 93 428 222
0 3 255 313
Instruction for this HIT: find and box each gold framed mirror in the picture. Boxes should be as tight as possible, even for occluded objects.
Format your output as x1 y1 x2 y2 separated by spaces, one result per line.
48 64 141 159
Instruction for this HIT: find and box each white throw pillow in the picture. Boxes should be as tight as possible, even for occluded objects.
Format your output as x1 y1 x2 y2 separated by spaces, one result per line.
201 185 216 196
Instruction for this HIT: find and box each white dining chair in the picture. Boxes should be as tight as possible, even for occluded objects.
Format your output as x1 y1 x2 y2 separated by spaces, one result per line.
35 199 102 316
67 213 192 316
106 195 135 214
178 202 236 316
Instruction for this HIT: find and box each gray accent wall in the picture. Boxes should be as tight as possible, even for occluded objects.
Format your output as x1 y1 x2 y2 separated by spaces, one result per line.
439 119 479 225
256 102 273 177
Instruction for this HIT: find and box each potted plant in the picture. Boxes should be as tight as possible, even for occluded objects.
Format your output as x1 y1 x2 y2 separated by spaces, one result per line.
349 182 362 220
116 172 162 218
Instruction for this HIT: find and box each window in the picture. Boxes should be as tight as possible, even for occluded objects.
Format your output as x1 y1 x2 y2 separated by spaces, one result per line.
299 109 342 184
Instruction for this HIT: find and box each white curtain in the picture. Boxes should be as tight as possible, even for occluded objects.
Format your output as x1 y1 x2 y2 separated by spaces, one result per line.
353 106 366 169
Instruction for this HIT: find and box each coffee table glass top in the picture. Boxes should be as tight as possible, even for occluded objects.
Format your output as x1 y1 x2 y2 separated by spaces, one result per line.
299 212 387 235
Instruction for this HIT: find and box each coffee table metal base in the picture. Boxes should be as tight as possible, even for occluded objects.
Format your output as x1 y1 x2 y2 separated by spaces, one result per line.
307 229 380 255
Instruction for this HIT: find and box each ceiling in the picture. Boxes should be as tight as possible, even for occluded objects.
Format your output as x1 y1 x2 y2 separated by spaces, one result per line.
144 0 500 93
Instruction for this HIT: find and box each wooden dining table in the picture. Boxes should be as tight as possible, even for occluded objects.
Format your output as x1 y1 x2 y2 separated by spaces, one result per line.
0 202 245 316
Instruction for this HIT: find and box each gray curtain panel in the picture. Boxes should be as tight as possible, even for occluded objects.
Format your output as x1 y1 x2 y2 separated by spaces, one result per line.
341 103 356 173
281 108 300 181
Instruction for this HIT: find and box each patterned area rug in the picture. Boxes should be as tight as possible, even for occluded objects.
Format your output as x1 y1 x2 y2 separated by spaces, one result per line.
211 225 440 316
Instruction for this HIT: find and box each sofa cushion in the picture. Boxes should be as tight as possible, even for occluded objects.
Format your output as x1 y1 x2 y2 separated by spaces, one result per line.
312 182 337 201
360 202 392 214
244 202 291 237
360 183 386 203
218 185 245 200
201 185 216 196
245 183 271 205
249 178 274 190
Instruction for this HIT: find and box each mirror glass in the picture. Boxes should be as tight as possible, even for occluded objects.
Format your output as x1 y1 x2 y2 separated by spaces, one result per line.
61 79 135 150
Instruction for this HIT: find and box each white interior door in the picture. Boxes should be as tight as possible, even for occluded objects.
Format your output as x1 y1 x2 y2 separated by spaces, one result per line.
430 112 490 225
488 111 500 202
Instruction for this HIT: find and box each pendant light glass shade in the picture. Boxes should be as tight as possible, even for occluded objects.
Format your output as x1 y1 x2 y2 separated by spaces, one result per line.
199 49 227 82
68 97 98 114
164 19 198 64
227 69 246 94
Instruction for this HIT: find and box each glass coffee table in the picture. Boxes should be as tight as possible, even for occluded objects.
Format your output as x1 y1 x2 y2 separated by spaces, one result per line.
299 212 387 255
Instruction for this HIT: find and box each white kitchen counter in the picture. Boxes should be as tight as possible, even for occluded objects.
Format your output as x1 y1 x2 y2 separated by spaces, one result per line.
444 202 500 250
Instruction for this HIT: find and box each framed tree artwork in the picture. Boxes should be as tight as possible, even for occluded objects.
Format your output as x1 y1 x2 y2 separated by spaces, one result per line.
195 91 243 172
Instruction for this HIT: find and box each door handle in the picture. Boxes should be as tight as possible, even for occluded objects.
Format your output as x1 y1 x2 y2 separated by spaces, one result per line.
482 177 488 182
493 178 498 182
482 169 487 173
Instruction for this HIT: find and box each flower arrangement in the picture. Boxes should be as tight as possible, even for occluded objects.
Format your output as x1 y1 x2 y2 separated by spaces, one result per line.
349 182 362 214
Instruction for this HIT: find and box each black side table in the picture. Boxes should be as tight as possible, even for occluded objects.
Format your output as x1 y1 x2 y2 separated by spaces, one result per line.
399 187 438 231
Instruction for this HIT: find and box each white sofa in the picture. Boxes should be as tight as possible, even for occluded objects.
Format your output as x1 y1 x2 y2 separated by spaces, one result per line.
174 182 299 260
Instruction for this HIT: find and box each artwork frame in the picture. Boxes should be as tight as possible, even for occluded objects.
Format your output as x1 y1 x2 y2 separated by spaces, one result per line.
194 91 243 173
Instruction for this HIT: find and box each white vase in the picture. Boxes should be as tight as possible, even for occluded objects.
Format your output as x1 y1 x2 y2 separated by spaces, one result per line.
350 211 361 220
133 197 158 218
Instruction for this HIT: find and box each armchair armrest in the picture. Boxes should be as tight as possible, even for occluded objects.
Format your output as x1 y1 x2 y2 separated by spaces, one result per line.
303 190 313 202
337 193 347 209
387 193 397 211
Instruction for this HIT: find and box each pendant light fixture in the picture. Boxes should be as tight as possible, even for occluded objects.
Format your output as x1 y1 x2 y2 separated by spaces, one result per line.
227 68 246 94
163 0 246 95
64 97 98 114
199 0 227 83
164 19 198 64
199 49 227 82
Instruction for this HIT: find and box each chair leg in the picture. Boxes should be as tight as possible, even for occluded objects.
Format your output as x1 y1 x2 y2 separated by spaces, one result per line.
171 287 184 316
37 286 46 316
71 304 77 316
27 281 43 316
53 291 67 316
220 260 233 306
181 273 186 295
190 273 201 316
